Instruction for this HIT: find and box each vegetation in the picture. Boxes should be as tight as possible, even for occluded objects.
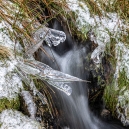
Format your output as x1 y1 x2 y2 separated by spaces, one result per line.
0 97 20 112
0 45 11 60
0 0 129 123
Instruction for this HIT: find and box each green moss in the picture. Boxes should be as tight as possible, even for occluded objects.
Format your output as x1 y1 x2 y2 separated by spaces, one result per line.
118 70 129 91
0 97 20 112
103 42 117 116
33 78 46 90
104 69 129 117
103 81 117 116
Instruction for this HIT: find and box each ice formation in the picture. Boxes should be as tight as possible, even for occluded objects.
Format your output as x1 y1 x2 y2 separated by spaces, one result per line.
16 66 47 104
48 81 72 96
0 109 42 129
33 26 66 47
24 60 86 82
26 26 66 57
17 59 86 96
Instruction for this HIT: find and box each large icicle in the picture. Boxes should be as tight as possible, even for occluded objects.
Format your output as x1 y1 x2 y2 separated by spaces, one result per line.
26 26 66 57
24 59 87 82
17 60 88 95
48 81 72 96
34 27 66 47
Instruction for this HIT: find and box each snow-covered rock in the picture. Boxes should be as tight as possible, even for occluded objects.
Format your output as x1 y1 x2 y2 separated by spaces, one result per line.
0 21 23 100
0 109 42 129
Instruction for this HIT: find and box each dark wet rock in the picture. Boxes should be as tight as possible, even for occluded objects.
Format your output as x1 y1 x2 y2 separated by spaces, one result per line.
101 109 111 120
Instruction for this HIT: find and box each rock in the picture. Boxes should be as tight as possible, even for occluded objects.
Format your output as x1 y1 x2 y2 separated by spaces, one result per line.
101 109 111 120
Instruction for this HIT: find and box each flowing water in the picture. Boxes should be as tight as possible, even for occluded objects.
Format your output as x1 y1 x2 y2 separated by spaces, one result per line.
37 20 128 129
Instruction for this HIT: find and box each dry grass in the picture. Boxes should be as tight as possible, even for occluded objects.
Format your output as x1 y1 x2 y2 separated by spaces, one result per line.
0 45 11 59
82 0 129 18
0 0 68 51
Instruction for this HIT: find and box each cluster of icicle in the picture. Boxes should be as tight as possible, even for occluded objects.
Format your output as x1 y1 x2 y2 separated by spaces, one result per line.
18 26 87 96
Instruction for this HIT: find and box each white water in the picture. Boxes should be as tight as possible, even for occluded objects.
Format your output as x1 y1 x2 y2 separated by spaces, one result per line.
39 43 102 128
56 47 99 129
39 43 126 129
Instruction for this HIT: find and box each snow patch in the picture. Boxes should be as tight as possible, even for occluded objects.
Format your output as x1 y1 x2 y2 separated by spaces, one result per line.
0 21 23 99
116 43 129 79
0 60 23 99
115 43 129 126
21 91 37 119
0 109 42 129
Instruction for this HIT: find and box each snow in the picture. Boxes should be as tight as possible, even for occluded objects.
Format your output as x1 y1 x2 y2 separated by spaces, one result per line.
116 89 129 126
21 91 37 119
115 42 129 126
0 60 23 99
0 22 15 50
116 43 129 79
66 0 128 64
0 21 23 99
0 109 42 129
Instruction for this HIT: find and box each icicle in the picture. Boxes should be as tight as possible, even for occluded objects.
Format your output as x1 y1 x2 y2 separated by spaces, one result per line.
21 91 37 119
33 26 66 47
17 62 40 75
44 28 66 47
25 26 66 57
25 40 43 57
36 91 47 105
48 81 72 96
16 67 47 104
17 60 88 95
24 59 87 82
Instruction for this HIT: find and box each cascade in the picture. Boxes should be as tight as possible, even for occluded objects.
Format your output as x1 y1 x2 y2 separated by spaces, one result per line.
36 20 127 129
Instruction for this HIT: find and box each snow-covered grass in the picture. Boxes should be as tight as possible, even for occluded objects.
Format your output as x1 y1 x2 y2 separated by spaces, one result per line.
0 109 42 129
115 43 129 126
0 21 23 100
66 0 128 64
0 60 23 99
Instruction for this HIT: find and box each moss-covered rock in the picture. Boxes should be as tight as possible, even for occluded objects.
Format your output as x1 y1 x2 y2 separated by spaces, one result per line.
0 97 20 113
104 43 129 125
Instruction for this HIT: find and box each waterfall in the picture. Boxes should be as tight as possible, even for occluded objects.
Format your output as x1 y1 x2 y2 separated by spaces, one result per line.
37 20 127 129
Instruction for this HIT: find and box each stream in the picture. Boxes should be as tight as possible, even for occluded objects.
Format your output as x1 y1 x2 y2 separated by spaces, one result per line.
37 20 128 129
